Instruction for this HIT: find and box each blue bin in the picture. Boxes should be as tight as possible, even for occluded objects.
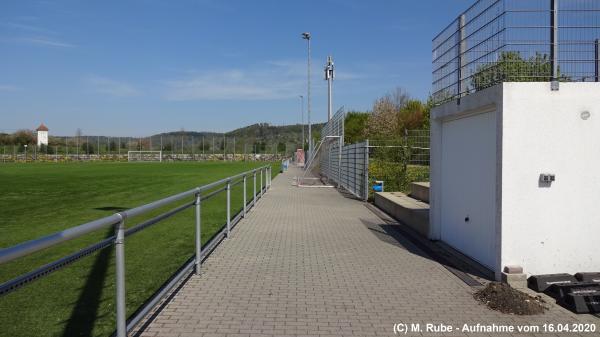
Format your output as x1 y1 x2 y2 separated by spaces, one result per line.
372 180 384 192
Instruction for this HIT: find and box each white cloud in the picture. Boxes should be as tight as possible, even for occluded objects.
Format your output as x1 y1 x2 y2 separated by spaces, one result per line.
163 60 363 101
164 68 301 101
6 36 74 48
1 21 56 34
87 76 141 97
0 84 19 91
1 18 74 48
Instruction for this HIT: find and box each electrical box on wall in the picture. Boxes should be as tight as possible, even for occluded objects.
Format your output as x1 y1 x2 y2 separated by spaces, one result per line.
539 173 556 184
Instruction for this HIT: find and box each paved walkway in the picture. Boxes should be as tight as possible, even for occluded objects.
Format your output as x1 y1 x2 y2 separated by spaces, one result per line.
136 167 598 337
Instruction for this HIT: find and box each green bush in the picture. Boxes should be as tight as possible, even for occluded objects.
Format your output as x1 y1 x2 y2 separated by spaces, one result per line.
369 162 429 196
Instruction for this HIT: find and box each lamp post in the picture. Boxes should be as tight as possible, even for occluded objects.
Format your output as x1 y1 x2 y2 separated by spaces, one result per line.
24 144 28 163
299 95 305 150
302 32 312 161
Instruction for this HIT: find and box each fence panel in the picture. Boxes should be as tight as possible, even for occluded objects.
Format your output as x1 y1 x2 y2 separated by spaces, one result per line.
341 142 369 200
321 140 369 200
432 0 600 104
318 108 369 200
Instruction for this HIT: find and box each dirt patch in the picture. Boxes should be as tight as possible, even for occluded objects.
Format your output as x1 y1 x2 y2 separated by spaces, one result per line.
474 282 548 315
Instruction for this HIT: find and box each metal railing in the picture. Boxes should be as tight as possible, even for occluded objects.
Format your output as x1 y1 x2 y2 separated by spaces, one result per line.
0 165 272 337
316 108 370 200
325 141 370 201
320 106 345 144
433 0 600 103
318 107 345 181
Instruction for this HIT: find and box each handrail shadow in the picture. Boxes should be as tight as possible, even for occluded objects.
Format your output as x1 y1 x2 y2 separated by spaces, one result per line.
61 227 114 337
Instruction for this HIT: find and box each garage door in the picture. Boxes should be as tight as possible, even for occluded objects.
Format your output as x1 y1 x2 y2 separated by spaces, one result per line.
441 111 496 269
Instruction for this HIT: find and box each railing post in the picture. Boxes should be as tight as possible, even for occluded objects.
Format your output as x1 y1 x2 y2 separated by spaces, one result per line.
364 140 370 202
243 175 247 217
458 14 466 101
595 39 599 82
226 179 231 237
260 168 263 198
115 215 127 337
195 191 202 275
338 137 342 189
253 170 257 206
551 0 559 90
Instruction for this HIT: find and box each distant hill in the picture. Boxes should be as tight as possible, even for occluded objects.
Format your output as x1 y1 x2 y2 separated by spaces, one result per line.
3 122 325 155
157 122 324 140
150 122 325 153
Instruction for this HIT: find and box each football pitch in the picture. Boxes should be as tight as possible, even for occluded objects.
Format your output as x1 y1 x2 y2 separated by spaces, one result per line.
0 161 279 337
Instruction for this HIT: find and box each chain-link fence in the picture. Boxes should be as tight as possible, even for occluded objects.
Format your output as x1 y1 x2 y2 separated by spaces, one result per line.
367 130 430 166
433 0 600 104
0 133 297 163
367 130 430 194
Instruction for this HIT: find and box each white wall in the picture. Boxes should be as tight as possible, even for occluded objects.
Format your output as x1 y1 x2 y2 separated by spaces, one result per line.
501 82 600 276
431 82 600 279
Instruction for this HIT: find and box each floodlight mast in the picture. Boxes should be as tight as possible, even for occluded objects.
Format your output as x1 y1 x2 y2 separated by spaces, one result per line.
324 55 334 121
302 32 312 162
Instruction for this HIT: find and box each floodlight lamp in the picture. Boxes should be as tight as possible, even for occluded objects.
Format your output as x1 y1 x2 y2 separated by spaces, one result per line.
302 32 311 40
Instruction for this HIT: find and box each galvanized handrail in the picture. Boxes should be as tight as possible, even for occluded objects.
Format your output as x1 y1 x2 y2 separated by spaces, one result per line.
0 164 273 337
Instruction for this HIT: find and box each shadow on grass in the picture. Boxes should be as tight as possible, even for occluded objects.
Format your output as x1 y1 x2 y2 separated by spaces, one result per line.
94 206 128 212
62 227 114 337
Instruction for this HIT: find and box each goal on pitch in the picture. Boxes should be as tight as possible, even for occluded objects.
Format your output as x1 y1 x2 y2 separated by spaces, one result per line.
127 151 163 162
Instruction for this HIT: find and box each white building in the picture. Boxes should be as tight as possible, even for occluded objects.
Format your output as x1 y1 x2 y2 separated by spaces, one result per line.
430 82 600 280
36 123 49 147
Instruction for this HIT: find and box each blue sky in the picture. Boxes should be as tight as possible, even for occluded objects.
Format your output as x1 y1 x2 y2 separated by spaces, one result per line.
0 0 470 136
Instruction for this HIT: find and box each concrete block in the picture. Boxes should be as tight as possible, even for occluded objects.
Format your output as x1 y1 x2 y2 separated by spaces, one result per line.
409 182 430 203
502 272 527 289
503 265 523 274
374 192 429 237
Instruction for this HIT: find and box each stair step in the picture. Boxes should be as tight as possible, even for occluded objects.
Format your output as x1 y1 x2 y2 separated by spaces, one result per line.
374 192 429 237
409 182 430 203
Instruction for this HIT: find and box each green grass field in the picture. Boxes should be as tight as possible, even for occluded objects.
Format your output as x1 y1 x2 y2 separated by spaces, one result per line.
0 161 279 337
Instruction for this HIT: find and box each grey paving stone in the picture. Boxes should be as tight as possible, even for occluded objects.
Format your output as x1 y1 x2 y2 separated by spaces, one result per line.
134 167 599 337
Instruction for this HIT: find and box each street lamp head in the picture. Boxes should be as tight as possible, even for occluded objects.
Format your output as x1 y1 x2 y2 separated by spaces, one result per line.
301 32 311 40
